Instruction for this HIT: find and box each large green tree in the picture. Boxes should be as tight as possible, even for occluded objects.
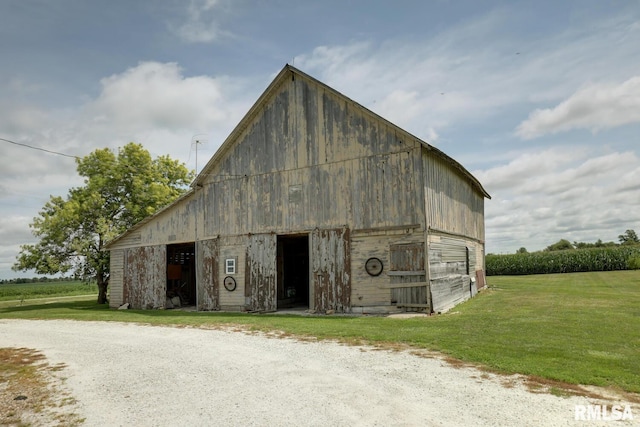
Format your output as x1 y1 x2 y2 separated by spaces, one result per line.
13 143 194 303
544 238 574 251
618 229 639 245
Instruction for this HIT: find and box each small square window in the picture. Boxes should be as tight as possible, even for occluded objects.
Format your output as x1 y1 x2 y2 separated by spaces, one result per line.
225 258 236 275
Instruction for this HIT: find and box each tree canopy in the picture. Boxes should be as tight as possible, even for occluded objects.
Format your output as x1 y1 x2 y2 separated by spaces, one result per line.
619 229 640 245
539 231 638 252
545 239 574 252
13 143 194 303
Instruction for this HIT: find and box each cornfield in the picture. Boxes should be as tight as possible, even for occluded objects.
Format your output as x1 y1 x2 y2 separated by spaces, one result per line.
486 246 640 276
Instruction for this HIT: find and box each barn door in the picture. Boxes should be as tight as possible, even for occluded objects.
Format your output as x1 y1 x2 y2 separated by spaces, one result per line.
245 234 277 312
310 228 351 313
123 245 166 309
196 238 219 311
389 243 429 312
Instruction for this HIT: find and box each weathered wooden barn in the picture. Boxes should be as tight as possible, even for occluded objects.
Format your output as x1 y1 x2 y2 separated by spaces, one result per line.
105 65 490 314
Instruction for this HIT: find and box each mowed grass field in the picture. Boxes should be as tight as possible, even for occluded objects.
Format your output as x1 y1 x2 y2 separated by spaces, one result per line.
0 281 97 303
0 271 638 394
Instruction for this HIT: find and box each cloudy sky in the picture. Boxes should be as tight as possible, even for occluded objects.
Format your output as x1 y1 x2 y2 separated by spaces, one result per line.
1 0 639 279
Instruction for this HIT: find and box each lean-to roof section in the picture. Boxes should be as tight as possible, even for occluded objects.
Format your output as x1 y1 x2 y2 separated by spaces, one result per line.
104 188 196 250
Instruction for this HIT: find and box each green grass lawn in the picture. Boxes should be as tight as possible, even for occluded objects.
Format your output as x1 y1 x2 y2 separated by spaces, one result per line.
0 281 97 301
0 271 638 394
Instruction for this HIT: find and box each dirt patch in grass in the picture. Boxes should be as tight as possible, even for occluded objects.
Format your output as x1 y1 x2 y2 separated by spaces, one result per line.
0 347 83 426
521 375 640 405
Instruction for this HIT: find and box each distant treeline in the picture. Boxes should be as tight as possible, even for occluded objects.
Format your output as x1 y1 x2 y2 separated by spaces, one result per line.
487 230 640 276
0 277 79 285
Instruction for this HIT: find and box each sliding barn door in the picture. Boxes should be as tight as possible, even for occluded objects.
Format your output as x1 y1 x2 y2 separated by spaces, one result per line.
310 228 351 313
245 234 277 312
122 245 166 309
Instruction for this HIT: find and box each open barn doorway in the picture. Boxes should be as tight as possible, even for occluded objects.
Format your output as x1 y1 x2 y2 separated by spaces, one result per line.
277 235 310 310
166 243 196 308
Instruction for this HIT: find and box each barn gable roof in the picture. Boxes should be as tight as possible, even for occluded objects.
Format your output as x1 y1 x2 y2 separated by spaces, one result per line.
195 65 490 199
106 65 489 249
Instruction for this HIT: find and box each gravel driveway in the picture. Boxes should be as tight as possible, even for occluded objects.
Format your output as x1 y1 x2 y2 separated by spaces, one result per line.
0 319 634 426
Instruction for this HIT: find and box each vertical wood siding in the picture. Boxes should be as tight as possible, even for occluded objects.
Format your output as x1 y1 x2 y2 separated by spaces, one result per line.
123 245 166 309
310 228 351 313
108 249 124 308
424 153 484 241
199 77 424 237
245 234 277 311
108 73 428 247
196 238 219 311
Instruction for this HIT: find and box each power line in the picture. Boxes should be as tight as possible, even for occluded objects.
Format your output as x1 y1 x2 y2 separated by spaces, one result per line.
1 137 80 159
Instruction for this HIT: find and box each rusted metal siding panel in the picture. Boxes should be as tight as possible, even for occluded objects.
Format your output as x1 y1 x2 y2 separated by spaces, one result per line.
122 245 166 309
196 238 219 311
108 249 124 308
245 234 277 311
428 234 483 313
424 152 484 241
311 228 351 313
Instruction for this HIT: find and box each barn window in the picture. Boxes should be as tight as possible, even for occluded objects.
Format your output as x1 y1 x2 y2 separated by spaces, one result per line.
225 258 236 275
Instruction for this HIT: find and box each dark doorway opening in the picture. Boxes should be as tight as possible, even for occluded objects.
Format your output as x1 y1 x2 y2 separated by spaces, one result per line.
277 235 310 309
166 243 196 308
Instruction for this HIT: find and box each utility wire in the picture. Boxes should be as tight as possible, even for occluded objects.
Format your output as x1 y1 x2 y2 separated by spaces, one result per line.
1 137 80 159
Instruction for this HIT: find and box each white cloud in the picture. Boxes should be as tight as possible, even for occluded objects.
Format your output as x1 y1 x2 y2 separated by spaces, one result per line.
517 76 640 139
0 61 258 278
88 62 229 132
295 8 640 146
477 149 640 253
0 216 36 278
1 61 254 191
172 0 231 43
0 104 52 136
472 147 582 191
0 216 33 246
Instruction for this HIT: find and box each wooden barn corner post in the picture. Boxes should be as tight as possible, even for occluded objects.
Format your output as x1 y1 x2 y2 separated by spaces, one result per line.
424 226 432 313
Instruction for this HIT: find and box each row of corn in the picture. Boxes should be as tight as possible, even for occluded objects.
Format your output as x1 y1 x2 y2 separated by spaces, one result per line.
486 246 640 276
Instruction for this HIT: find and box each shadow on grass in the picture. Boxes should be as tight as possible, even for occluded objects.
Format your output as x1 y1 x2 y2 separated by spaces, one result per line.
0 299 339 322
0 300 105 312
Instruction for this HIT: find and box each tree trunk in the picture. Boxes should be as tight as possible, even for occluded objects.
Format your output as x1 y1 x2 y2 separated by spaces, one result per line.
97 270 109 304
